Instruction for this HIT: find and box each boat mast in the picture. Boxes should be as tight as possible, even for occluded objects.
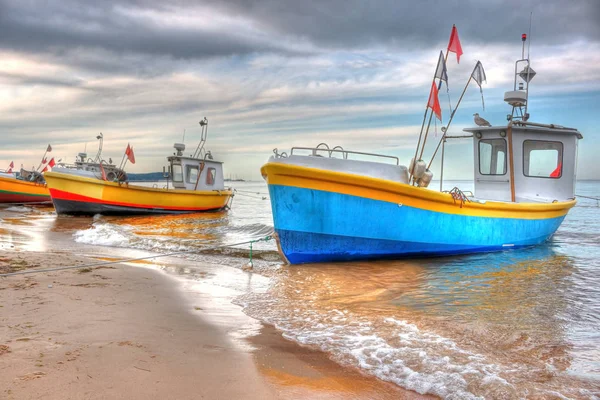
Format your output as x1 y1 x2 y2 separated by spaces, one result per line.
94 133 104 163
193 117 209 159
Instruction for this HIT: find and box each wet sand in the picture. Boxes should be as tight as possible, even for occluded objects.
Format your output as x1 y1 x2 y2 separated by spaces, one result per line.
0 251 427 400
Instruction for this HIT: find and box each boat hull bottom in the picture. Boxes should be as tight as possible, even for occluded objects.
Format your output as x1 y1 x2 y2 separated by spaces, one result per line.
0 192 51 205
276 229 551 264
52 198 227 216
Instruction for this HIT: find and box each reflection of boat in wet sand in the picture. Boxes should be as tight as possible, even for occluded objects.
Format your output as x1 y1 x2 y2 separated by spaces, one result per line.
262 31 581 264
45 118 233 215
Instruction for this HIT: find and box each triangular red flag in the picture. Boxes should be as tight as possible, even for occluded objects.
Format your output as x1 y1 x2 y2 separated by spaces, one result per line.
9 161 14 168
427 81 442 121
41 166 48 173
48 158 56 168
550 163 562 178
42 157 47 164
46 144 52 152
447 25 463 63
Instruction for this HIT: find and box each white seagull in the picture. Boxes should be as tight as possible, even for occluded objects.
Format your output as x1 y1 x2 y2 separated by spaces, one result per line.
473 113 491 127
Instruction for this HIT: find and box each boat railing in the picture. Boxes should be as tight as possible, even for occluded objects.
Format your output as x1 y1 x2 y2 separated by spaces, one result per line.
288 143 400 165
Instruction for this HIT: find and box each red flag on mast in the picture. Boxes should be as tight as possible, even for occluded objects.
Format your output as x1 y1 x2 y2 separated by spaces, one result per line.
9 161 14 168
447 25 463 63
125 144 136 164
46 144 52 152
48 158 56 168
427 81 442 121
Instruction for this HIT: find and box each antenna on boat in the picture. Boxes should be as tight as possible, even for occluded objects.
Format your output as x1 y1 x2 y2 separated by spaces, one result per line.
94 133 104 163
504 16 535 122
182 129 186 143
193 117 209 159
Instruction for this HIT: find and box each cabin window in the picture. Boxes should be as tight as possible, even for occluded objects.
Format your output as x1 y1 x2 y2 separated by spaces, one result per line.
172 164 183 182
186 165 199 184
523 140 563 179
206 168 216 186
479 139 507 175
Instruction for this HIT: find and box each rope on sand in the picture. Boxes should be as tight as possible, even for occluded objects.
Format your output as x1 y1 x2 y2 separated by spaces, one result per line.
0 236 273 278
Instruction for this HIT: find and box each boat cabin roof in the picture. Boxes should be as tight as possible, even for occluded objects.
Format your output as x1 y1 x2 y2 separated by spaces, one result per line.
464 123 583 139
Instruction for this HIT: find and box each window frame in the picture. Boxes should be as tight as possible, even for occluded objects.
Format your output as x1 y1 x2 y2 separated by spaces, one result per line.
171 163 183 182
205 167 216 186
186 165 200 184
478 138 507 176
522 140 563 179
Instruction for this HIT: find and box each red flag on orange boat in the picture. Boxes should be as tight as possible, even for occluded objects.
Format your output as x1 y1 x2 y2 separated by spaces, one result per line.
48 158 55 168
427 81 442 121
46 144 52 152
42 157 47 164
447 25 463 63
126 144 136 164
41 166 48 173
9 161 14 168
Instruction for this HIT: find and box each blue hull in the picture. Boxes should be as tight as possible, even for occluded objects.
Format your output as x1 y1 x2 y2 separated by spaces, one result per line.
268 185 565 264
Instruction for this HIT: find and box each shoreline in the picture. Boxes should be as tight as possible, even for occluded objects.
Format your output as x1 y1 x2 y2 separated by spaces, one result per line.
0 249 429 399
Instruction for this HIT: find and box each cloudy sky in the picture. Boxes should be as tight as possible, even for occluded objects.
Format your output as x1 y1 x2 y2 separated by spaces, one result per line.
1 0 599 180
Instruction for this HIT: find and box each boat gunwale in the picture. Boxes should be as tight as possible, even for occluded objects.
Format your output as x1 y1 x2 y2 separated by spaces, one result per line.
261 161 576 215
43 171 233 197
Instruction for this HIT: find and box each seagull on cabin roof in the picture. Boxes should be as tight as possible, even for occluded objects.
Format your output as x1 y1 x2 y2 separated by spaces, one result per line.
473 113 491 127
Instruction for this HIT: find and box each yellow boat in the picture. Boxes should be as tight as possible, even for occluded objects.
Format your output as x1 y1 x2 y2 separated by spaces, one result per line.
44 172 232 215
0 174 51 204
44 118 233 215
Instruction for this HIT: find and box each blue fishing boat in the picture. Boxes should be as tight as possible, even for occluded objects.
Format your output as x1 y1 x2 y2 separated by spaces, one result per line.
261 31 582 264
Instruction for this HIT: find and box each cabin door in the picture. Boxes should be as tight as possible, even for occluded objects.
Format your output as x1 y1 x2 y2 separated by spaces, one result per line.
474 138 511 201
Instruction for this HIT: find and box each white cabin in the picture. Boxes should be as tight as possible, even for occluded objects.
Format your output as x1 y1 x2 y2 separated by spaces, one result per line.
465 122 582 203
167 155 225 191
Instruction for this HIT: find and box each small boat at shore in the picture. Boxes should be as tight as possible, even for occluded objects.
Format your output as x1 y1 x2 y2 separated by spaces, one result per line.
0 172 51 204
44 118 233 215
0 154 52 205
261 32 582 264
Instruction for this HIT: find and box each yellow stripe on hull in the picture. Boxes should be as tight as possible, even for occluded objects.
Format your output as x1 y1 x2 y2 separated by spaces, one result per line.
44 171 232 213
260 162 575 220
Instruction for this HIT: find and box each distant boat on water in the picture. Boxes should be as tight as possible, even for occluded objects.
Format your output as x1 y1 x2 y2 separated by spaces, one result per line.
44 118 234 215
261 29 581 264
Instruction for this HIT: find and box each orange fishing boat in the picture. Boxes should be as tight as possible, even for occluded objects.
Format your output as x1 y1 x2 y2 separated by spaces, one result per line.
0 173 50 204
45 118 234 215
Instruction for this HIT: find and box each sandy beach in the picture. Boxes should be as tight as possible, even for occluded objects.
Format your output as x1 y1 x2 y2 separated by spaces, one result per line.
0 250 427 400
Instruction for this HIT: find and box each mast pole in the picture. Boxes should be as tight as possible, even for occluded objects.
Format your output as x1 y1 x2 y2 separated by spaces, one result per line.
410 49 449 183
426 73 474 170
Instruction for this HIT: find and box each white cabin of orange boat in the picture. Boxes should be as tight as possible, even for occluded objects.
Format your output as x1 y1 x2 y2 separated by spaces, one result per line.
168 156 225 191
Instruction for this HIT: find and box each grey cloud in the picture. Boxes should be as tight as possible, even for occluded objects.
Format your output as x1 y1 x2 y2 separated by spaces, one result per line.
1 0 598 69
0 0 307 66
202 0 600 48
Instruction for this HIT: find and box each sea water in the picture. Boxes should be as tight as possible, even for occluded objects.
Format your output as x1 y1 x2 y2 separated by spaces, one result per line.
3 180 599 398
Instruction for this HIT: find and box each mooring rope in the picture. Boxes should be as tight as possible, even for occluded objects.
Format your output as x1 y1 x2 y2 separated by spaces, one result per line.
0 236 273 278
576 194 600 201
